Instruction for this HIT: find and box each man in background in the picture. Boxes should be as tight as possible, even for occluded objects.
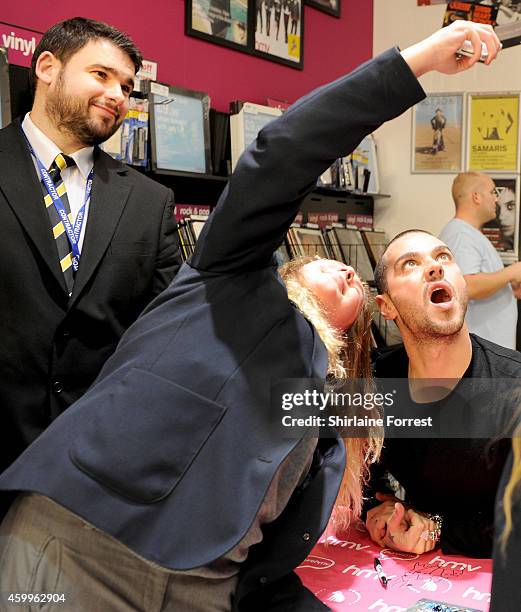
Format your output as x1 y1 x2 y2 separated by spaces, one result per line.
0 17 181 477
439 171 521 349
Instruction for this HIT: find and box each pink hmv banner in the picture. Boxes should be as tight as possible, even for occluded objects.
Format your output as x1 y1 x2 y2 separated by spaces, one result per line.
296 521 492 611
0 22 42 68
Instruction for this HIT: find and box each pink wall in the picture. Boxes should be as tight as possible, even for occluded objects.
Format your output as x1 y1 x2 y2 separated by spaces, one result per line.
0 0 373 110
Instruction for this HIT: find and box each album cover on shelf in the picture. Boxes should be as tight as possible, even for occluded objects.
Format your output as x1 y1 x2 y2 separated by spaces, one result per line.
293 226 329 258
361 229 388 268
285 225 302 258
230 102 283 170
190 216 207 241
149 83 212 174
324 225 345 262
177 220 193 260
210 108 231 176
351 135 379 193
333 227 374 282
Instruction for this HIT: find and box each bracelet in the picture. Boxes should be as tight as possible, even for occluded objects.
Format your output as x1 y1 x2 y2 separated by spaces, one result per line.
420 514 443 543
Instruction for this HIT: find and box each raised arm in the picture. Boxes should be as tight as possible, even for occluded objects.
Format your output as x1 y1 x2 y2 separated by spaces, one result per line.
191 21 500 274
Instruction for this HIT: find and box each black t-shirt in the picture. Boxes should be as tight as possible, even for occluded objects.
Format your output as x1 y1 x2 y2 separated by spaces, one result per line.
368 334 521 558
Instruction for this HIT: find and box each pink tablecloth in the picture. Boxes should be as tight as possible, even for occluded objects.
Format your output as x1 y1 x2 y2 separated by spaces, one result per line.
296 522 492 611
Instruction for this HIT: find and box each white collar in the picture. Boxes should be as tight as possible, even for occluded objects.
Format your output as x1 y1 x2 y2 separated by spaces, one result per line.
22 113 95 179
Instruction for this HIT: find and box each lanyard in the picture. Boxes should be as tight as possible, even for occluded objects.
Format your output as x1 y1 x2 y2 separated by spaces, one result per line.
21 129 93 272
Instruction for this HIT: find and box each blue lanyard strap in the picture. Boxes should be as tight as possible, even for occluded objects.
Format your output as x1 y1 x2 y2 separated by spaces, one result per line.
21 128 93 272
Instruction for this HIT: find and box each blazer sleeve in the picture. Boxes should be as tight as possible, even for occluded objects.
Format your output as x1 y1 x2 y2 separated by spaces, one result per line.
190 47 425 274
151 188 182 296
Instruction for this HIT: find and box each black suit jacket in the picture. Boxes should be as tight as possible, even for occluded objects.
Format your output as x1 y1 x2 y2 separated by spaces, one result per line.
0 121 181 472
0 49 425 609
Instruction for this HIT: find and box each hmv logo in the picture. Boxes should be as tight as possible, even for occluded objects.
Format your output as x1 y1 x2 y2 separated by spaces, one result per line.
429 554 482 572
368 599 406 611
326 535 371 552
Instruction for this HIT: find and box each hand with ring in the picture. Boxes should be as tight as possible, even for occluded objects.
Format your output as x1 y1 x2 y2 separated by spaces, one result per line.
382 503 439 554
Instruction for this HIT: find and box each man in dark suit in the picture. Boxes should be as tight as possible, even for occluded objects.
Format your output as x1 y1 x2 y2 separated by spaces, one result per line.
0 21 499 612
0 17 181 475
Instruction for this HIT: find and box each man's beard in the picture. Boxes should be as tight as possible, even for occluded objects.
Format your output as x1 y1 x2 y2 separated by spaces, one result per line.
45 73 121 147
390 283 468 341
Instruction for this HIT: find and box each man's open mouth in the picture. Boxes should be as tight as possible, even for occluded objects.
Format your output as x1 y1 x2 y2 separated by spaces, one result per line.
430 286 452 304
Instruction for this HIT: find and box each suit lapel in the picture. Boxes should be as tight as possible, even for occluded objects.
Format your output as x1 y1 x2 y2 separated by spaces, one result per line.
0 121 69 294
69 149 132 306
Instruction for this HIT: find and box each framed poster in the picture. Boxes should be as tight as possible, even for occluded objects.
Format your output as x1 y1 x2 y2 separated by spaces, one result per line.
491 1 521 50
467 93 520 172
442 1 497 27
149 84 212 174
255 0 304 68
306 0 340 18
187 1 304 69
411 93 464 173
482 175 520 264
187 0 249 51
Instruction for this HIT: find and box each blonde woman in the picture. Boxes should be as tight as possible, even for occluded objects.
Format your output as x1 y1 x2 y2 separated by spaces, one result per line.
280 256 382 528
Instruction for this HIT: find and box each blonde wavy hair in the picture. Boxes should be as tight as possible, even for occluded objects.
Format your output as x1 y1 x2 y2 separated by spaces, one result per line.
279 256 383 530
500 424 521 554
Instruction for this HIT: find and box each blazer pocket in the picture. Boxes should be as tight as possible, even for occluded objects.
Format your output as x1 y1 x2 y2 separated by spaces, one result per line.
70 368 227 503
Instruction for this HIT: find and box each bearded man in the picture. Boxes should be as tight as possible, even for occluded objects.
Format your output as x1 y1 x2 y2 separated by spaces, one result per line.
0 17 181 480
364 230 521 558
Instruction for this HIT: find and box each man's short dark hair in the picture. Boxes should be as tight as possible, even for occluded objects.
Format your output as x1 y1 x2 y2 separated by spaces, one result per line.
30 17 142 93
374 229 433 294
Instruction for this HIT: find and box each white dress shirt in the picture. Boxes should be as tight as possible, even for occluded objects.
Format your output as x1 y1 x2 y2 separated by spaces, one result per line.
22 113 94 251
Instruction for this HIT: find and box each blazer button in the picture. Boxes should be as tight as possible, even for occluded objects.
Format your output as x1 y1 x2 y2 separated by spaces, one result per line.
62 328 70 339
302 532 311 541
259 576 268 585
52 381 63 394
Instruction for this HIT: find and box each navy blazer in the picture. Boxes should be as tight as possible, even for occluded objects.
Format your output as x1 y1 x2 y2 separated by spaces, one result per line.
0 122 181 474
0 48 425 609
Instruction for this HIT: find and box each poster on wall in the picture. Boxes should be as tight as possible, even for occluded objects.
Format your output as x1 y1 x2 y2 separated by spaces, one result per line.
187 0 249 49
186 1 304 69
442 1 497 27
411 93 464 173
467 93 520 172
306 0 340 18
482 175 520 263
495 0 521 49
255 0 304 68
